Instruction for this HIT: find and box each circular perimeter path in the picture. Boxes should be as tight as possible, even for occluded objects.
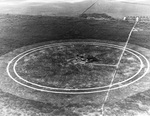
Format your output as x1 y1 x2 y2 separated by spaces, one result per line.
0 39 149 95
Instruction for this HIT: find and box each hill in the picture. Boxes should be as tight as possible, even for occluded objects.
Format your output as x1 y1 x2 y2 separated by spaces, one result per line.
79 13 114 20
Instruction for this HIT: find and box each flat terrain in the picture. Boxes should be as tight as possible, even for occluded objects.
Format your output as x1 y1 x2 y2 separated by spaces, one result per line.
0 14 132 56
15 42 141 89
0 14 150 116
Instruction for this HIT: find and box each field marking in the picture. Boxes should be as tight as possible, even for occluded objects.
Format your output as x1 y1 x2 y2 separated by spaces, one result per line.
87 63 116 67
101 20 139 115
7 42 147 90
6 42 150 94
13 43 143 89
13 47 143 90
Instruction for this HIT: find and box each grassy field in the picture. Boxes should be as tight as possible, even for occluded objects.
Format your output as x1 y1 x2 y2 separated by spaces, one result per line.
0 14 133 56
0 14 150 116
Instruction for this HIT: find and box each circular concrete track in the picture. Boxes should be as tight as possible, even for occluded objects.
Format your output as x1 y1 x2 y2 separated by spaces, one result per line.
6 40 150 94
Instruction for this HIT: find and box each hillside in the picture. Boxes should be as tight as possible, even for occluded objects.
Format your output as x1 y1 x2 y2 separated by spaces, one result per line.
79 13 114 20
0 14 132 56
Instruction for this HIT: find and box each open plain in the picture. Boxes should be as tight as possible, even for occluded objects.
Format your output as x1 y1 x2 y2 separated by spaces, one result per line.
0 14 150 116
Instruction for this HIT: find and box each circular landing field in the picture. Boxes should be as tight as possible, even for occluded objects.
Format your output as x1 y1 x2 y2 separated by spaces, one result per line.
6 40 149 94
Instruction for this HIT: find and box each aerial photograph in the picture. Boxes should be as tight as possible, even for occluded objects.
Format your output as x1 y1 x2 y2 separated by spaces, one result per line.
0 0 150 116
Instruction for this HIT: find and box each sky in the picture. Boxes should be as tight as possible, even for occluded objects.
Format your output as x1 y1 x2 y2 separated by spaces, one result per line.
0 0 149 4
0 0 87 4
25 0 86 3
0 0 150 17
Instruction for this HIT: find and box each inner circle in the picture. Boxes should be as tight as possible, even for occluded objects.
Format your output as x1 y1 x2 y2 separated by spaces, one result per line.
14 42 142 90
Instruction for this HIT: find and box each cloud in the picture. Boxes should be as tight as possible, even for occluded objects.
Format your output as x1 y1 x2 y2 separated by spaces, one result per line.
0 0 87 7
0 0 22 2
110 0 147 2
109 0 150 6
0 0 25 6
24 0 86 3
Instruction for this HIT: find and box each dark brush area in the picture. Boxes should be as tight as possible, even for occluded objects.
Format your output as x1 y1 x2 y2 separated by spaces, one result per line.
0 14 132 56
